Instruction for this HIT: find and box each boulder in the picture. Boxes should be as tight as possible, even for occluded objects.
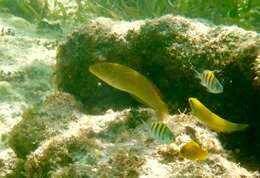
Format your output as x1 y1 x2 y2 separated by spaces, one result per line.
55 15 260 164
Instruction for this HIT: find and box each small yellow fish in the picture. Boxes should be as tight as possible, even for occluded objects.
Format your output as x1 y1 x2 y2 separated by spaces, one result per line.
89 63 169 120
179 140 208 161
188 97 249 132
149 122 175 144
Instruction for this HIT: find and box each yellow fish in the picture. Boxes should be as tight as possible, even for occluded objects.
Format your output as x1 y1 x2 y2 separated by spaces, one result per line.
179 140 208 161
89 63 169 120
188 97 249 132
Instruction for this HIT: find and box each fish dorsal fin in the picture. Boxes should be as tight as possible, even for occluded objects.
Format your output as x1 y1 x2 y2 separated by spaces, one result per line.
188 60 201 78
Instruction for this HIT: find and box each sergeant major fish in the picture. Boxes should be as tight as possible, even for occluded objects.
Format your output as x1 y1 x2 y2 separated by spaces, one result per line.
148 122 175 144
189 62 223 94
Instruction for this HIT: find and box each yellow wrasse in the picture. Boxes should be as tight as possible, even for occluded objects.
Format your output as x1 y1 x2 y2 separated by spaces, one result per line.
188 97 249 132
89 63 169 120
180 140 208 161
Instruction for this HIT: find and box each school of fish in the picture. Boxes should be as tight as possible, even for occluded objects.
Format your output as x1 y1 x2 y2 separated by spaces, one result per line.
89 62 249 161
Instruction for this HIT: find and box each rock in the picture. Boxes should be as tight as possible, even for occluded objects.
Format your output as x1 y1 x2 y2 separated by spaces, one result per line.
55 15 260 161
8 92 82 158
5 97 259 177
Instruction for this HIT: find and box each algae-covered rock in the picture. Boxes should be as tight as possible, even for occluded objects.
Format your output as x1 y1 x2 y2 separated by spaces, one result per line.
4 89 259 176
0 149 25 178
8 92 82 158
8 104 259 177
56 15 260 161
56 15 259 117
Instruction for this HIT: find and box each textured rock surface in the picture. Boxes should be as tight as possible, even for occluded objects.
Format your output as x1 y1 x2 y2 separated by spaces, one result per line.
8 92 82 158
56 15 260 162
2 92 259 177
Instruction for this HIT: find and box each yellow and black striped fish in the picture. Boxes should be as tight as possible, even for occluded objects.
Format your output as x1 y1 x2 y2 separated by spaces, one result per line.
149 122 175 144
189 61 223 94
199 70 223 94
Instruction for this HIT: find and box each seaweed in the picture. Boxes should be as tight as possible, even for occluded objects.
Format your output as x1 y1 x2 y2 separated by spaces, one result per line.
82 0 259 32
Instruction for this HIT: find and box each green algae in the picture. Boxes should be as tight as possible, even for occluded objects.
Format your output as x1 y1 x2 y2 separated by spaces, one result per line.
8 92 82 158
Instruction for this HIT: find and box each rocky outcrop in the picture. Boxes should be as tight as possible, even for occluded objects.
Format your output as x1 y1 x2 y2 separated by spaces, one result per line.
55 15 260 161
3 92 259 177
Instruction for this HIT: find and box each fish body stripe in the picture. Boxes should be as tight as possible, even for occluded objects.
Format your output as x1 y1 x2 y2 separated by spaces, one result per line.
151 123 160 136
206 71 214 89
201 72 207 85
155 123 163 138
150 122 174 142
158 123 166 139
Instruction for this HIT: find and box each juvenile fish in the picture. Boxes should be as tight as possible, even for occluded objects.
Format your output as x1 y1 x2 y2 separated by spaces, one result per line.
149 122 175 144
89 63 169 120
190 63 223 94
180 140 208 161
188 97 249 132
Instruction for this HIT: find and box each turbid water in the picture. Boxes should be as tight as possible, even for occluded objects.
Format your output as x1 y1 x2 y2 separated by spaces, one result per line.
0 0 259 177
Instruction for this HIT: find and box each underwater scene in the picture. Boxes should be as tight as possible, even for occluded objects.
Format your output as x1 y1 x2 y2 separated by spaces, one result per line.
0 0 259 177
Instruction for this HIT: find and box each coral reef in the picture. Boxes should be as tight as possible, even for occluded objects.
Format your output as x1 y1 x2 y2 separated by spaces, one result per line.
56 15 260 164
8 92 82 158
2 97 259 177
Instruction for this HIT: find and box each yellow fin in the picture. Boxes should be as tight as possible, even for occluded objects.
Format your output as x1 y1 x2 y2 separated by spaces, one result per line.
180 141 208 161
89 63 169 120
188 97 249 133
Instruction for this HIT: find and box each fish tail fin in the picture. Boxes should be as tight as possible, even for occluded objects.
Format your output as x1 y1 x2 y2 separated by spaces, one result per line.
228 123 249 132
236 123 249 131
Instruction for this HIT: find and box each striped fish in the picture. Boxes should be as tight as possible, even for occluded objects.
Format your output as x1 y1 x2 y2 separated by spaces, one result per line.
198 70 223 94
189 62 223 94
149 122 175 144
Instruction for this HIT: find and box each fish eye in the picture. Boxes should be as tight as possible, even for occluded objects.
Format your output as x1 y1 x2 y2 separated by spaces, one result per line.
188 98 193 104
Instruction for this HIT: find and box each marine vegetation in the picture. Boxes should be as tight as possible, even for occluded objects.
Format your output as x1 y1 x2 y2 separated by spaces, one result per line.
0 0 48 21
188 97 249 132
83 0 259 32
89 62 169 120
1 0 258 32
179 140 208 161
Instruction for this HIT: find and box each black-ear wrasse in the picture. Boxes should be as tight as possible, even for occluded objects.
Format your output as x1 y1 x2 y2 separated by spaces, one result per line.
179 140 208 161
188 97 249 132
89 63 169 120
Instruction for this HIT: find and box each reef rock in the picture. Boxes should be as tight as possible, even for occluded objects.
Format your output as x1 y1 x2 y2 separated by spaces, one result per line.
3 92 259 177
56 15 260 161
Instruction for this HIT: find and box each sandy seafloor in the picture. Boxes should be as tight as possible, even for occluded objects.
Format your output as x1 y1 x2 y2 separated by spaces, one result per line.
0 10 259 178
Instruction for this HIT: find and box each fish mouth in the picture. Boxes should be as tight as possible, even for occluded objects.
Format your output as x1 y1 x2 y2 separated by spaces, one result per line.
188 97 196 110
188 97 194 105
